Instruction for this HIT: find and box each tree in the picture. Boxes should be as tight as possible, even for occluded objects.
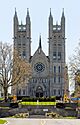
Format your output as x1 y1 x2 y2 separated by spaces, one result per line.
69 42 80 96
0 42 32 102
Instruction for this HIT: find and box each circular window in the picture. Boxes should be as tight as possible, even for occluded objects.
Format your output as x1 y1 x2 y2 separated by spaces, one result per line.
34 62 45 72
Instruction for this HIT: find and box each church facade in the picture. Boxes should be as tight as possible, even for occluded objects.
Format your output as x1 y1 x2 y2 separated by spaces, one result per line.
12 9 69 98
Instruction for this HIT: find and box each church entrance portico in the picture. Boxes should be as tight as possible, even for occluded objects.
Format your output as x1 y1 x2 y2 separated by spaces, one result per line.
35 86 43 97
36 92 43 97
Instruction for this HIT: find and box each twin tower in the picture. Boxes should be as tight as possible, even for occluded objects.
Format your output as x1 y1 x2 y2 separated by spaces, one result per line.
13 8 68 98
13 8 65 62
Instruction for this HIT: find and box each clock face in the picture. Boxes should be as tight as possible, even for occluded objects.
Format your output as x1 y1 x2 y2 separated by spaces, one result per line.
34 62 45 72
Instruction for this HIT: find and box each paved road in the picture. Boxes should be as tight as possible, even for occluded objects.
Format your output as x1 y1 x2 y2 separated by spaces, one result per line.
1 118 80 125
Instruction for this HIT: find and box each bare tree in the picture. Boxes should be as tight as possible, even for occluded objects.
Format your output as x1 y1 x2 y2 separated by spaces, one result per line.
0 42 32 102
69 42 80 96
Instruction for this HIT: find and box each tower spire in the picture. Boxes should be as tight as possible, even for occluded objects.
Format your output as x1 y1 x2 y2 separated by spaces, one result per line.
26 8 31 38
14 7 18 22
39 35 42 49
14 7 18 24
62 8 64 17
14 8 17 16
50 8 51 16
49 8 53 21
49 8 52 17
49 8 53 38
61 8 65 37
27 8 29 17
26 8 30 22
21 20 22 25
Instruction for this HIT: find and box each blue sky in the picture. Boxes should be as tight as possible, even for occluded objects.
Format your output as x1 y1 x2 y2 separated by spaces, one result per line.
0 0 80 64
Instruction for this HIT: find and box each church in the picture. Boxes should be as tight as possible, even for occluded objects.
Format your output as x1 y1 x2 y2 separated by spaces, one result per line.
12 9 69 98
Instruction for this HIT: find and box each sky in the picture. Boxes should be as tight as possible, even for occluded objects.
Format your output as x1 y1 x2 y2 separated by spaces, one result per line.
0 0 80 64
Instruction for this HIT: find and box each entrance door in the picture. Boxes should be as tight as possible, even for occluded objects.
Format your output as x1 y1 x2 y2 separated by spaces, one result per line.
36 86 43 97
36 92 43 97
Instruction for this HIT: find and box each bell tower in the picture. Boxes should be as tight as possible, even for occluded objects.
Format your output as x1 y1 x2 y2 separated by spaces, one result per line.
13 8 31 61
48 9 66 97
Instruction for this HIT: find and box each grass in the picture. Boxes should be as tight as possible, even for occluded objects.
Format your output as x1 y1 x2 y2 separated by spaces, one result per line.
0 119 7 124
19 101 56 105
78 103 80 107
0 98 4 101
64 117 76 119
64 107 73 109
0 106 10 109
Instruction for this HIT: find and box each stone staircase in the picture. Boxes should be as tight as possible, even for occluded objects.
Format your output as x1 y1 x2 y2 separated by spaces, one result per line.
29 115 47 118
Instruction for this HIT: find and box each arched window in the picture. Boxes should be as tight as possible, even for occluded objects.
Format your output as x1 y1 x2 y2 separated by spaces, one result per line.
58 66 60 73
23 51 26 57
23 90 25 95
54 66 56 73
58 52 61 60
58 90 60 95
53 52 56 60
58 76 60 83
54 76 56 83
18 89 21 95
54 89 56 95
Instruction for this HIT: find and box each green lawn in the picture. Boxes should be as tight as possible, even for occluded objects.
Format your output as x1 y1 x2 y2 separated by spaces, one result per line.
20 101 56 105
78 103 80 107
64 117 76 119
0 98 4 101
0 119 7 124
0 106 10 109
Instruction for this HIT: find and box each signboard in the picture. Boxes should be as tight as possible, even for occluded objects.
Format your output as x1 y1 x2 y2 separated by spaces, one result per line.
43 109 48 111
71 97 80 103
71 97 80 100
13 95 17 102
64 94 68 102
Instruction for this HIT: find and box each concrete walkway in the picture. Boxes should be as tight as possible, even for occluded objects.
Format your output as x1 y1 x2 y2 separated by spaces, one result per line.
0 118 80 125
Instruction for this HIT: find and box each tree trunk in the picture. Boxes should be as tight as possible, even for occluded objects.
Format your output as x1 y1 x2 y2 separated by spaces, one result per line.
4 87 8 102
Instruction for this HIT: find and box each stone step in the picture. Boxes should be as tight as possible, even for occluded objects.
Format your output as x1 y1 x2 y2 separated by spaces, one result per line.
29 115 46 118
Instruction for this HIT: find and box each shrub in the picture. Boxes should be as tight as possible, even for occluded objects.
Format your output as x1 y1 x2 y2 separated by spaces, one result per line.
10 102 18 108
22 97 29 101
13 113 29 118
21 96 56 102
45 112 63 118
8 96 13 101
50 96 56 101
56 103 65 108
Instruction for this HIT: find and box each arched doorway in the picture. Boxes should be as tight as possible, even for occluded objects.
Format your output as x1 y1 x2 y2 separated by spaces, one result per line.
36 86 43 97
